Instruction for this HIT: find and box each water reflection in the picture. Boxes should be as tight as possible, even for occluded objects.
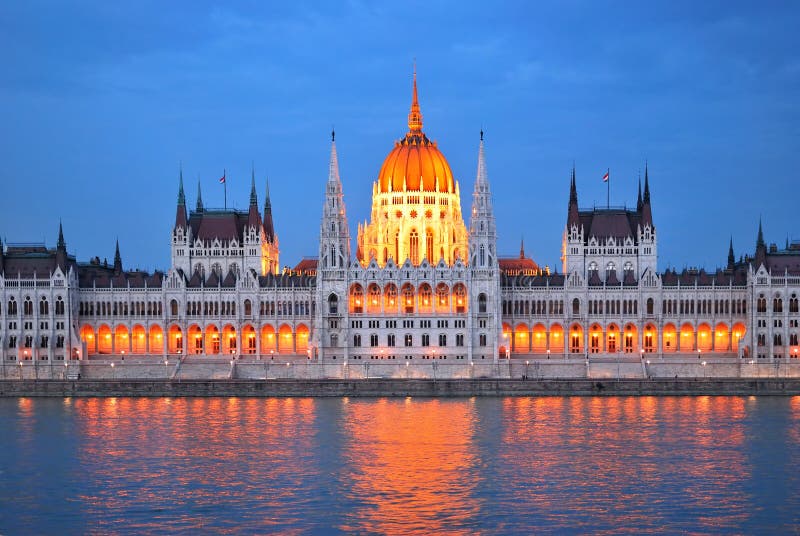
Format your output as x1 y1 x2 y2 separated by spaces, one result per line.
1 396 799 534
498 397 751 533
339 398 481 534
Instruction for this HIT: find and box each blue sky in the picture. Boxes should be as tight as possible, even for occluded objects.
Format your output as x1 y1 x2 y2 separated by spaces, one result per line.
1 1 798 273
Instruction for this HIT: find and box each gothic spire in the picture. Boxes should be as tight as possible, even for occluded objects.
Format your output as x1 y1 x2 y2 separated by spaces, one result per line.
727 237 735 269
567 164 580 228
636 174 643 212
196 180 204 212
249 164 258 206
641 163 653 226
470 131 497 267
177 165 186 206
755 218 767 267
175 169 188 228
263 177 275 243
520 238 525 259
55 221 67 272
57 220 66 250
407 64 423 133
113 239 122 273
319 130 350 268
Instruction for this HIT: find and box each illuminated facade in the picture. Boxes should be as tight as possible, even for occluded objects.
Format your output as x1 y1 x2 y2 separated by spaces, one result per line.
0 76 799 367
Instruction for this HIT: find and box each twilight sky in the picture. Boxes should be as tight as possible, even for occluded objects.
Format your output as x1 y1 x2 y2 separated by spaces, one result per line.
1 1 798 274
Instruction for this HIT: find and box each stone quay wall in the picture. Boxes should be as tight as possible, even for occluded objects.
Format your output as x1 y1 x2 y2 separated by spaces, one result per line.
4 357 800 382
3 378 800 397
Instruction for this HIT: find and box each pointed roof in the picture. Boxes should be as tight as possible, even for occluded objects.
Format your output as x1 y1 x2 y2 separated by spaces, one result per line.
641 163 653 226
177 166 186 206
520 238 525 259
249 165 258 206
263 177 275 243
567 165 580 228
247 166 261 228
196 180 204 212
57 221 66 250
113 239 122 273
636 175 643 212
175 170 188 228
728 237 735 269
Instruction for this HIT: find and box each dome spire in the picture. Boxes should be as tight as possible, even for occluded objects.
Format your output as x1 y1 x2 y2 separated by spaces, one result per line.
408 63 423 132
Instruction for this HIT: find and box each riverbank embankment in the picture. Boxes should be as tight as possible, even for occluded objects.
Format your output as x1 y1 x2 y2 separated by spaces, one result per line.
3 378 800 397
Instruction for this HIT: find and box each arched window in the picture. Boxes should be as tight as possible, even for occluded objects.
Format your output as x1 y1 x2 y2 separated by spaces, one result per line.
170 299 179 316
623 261 633 274
23 297 33 316
39 297 49 315
55 296 65 316
478 292 487 313
419 284 432 312
330 333 338 346
409 230 420 264
606 261 616 273
774 297 783 313
244 299 252 316
572 298 580 315
757 295 767 313
8 297 17 316
402 284 415 314
646 298 654 315
350 284 364 314
790 294 799 313
425 229 434 262
328 294 339 314
588 261 598 276
480 245 485 266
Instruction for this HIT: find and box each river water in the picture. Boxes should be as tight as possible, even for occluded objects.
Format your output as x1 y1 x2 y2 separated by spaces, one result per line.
1 396 799 534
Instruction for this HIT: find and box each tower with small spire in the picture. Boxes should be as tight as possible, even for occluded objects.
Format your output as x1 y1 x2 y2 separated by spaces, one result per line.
261 178 279 275
562 165 585 276
468 130 501 361
637 164 657 275
316 130 351 361
171 169 191 274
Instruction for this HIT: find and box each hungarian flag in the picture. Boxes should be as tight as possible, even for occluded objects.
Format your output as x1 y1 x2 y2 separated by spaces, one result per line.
602 170 609 182
219 170 226 184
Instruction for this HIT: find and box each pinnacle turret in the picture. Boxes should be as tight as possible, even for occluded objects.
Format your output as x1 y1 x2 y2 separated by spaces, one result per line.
196 180 204 212
175 169 188 228
567 165 580 228
113 239 122 274
727 237 735 269
263 178 275 243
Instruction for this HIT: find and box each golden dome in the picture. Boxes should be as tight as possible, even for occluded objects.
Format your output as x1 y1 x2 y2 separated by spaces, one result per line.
376 72 455 194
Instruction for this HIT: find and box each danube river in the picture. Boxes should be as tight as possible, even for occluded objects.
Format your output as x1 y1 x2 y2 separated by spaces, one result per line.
1 396 799 534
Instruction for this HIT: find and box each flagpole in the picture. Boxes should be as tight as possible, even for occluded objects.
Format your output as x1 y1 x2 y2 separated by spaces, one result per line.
607 167 610 209
224 168 227 210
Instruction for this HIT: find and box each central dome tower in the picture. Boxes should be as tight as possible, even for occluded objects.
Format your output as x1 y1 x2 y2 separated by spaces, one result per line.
357 71 468 267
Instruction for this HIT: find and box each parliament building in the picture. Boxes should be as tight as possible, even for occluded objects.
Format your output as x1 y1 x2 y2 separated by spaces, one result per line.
1 76 799 367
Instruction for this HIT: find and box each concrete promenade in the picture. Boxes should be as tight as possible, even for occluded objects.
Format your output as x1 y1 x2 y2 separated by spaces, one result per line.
3 378 800 397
